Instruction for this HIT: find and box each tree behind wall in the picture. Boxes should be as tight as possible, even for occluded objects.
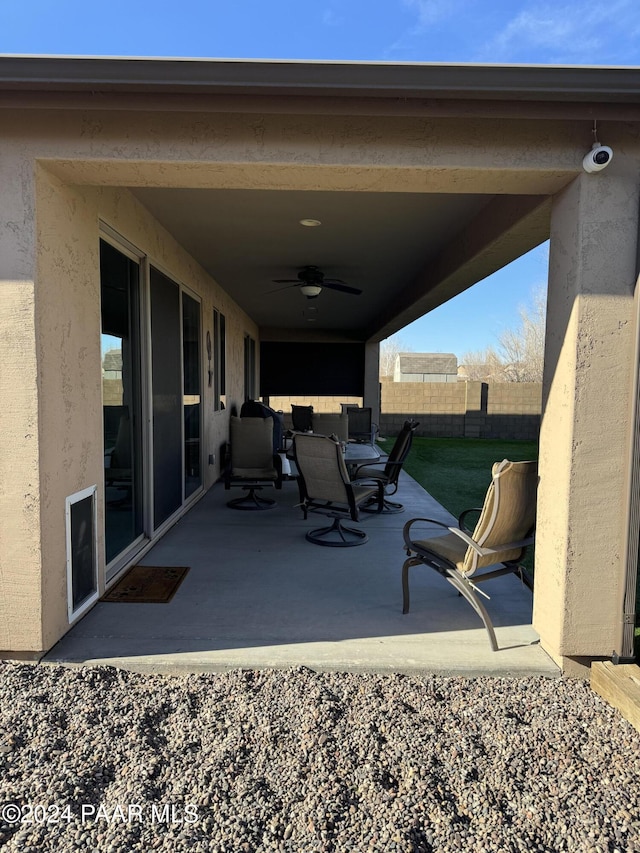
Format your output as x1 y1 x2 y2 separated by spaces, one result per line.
379 335 414 378
461 286 547 382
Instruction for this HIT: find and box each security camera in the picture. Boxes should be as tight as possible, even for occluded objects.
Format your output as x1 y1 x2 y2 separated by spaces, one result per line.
583 144 613 173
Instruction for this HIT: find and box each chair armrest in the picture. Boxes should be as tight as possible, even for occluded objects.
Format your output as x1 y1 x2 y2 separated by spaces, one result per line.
352 460 387 477
402 517 450 551
458 507 482 533
447 526 535 557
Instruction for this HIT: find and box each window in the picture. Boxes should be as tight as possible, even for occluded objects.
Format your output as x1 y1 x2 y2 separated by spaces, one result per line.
213 308 226 411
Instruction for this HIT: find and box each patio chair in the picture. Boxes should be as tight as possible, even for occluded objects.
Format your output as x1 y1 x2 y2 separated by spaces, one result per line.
311 412 349 442
401 458 537 651
224 416 283 510
353 418 419 513
240 399 285 452
344 406 378 444
293 432 384 546
291 404 314 432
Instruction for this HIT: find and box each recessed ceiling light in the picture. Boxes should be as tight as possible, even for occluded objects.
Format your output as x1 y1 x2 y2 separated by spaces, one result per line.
299 218 322 227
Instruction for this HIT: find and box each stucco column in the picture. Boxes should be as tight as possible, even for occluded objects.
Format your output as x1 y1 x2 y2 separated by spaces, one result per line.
0 153 44 654
534 162 640 671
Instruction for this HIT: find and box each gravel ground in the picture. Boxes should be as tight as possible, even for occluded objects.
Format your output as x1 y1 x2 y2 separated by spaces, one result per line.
0 662 639 853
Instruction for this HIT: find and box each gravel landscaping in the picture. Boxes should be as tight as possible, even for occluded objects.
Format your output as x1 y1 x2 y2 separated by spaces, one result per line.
1 662 639 852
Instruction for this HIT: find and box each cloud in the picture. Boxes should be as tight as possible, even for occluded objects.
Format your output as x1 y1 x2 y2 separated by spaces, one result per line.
384 0 457 58
482 0 640 64
402 0 455 29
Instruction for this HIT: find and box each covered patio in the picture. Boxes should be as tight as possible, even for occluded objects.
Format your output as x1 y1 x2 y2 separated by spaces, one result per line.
2 56 640 673
46 473 558 677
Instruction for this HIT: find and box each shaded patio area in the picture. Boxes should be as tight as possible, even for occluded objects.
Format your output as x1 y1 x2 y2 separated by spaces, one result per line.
46 475 559 677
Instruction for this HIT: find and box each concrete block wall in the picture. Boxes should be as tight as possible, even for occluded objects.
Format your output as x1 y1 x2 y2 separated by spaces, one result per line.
379 380 541 441
266 395 362 430
266 383 541 440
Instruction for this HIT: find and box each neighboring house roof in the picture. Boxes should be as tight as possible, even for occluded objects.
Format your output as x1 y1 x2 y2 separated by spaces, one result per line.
397 353 458 374
103 349 122 372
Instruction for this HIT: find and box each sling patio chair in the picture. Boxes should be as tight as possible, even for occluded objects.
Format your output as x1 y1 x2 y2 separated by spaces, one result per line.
343 406 379 444
291 404 314 433
224 416 283 510
293 432 384 546
401 458 537 651
311 411 349 443
352 418 419 513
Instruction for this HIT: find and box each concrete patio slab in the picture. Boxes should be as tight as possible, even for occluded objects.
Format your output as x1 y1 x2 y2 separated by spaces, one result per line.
45 474 559 678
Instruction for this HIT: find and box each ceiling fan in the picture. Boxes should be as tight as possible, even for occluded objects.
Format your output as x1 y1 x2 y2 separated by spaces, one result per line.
270 265 362 299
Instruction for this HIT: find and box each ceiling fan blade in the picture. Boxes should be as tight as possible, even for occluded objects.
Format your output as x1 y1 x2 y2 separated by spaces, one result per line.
267 283 301 294
272 278 302 284
322 281 363 295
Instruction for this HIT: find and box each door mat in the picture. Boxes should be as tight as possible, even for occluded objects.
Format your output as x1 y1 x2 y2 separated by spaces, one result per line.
102 566 190 603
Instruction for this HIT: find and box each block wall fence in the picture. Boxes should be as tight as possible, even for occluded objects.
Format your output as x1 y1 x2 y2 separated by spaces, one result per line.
268 380 542 441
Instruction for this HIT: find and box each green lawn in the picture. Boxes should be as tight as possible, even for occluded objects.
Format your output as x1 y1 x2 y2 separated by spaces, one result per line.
378 436 538 520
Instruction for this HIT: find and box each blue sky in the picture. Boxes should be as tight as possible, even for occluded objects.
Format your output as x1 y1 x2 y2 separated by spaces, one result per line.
3 0 639 358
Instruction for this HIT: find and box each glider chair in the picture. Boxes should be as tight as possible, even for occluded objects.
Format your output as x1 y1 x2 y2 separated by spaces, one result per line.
353 419 419 513
293 432 384 546
401 459 537 651
224 416 283 510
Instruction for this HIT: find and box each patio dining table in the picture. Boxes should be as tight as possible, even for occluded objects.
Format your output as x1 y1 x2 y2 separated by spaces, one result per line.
283 437 381 477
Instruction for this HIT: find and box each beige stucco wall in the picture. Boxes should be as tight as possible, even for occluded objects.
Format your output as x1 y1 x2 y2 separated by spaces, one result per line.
36 170 260 650
1 143 260 652
0 152 42 651
534 162 640 666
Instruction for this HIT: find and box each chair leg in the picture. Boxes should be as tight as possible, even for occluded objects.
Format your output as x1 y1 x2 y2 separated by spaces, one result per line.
401 556 422 613
227 486 277 510
306 516 368 547
403 557 499 651
444 570 499 652
361 495 404 514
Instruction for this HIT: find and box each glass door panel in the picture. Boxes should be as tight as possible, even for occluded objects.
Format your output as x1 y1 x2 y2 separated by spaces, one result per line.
100 240 144 565
182 292 201 498
150 266 183 528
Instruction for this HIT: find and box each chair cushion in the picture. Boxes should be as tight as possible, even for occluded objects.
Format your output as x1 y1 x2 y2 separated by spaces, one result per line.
463 459 537 574
355 464 387 482
412 533 468 570
230 416 274 469
352 483 382 505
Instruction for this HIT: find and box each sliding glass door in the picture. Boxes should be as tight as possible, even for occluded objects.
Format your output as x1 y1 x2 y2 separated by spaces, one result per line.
100 239 144 565
150 267 183 528
101 244 203 571
150 267 203 528
183 292 202 499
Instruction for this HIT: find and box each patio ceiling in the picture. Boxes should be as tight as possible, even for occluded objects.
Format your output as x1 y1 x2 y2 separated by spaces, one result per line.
131 186 502 340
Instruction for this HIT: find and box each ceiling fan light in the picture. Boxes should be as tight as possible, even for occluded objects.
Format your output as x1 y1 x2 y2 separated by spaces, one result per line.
299 219 322 227
300 284 323 297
